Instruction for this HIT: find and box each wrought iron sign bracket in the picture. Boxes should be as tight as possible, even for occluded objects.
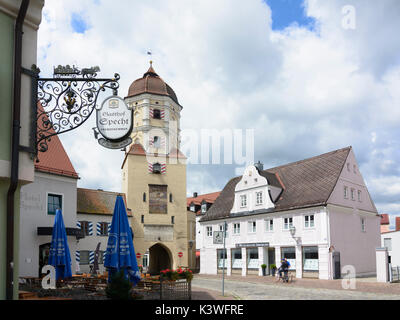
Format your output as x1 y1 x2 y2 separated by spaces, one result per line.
24 64 121 162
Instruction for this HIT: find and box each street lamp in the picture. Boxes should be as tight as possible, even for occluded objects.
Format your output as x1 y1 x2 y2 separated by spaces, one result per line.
289 225 296 237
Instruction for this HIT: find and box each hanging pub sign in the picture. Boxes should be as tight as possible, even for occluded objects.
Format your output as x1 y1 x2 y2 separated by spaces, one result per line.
96 96 133 149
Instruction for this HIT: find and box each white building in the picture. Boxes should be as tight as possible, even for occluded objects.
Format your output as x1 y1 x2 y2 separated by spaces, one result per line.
381 216 400 268
19 133 81 278
76 188 133 274
199 147 381 279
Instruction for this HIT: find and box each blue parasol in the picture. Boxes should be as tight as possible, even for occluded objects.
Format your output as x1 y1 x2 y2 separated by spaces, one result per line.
48 209 72 280
104 195 141 285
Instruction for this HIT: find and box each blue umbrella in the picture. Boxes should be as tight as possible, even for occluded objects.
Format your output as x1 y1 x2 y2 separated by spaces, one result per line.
48 209 72 280
104 195 141 285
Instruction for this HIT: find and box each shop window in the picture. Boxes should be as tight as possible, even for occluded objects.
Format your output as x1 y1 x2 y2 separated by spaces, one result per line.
281 247 296 270
47 193 62 215
302 246 319 272
217 249 227 269
231 249 242 269
247 248 259 269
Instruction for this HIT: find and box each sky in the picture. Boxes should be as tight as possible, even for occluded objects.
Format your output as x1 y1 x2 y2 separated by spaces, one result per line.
37 0 400 229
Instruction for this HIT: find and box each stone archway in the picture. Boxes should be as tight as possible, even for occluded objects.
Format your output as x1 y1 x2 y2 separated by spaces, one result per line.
148 243 172 275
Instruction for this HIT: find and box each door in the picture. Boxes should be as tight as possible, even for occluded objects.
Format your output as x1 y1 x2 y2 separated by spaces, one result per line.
333 252 341 279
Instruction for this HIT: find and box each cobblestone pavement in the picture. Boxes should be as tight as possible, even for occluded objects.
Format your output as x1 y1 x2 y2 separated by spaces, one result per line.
191 274 400 300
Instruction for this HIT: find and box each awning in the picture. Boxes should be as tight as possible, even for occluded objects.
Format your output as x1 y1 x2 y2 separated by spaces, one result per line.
37 227 85 239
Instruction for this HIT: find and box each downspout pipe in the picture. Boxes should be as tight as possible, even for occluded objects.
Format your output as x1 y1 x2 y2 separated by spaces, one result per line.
6 0 30 300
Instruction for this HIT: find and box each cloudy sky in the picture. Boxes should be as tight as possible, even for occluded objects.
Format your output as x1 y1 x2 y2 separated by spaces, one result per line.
37 0 400 228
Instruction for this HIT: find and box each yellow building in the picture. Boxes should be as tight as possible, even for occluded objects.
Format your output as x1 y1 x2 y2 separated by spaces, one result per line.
122 63 191 274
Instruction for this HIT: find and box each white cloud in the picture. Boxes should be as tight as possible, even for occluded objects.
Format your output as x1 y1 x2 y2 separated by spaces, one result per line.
37 0 400 212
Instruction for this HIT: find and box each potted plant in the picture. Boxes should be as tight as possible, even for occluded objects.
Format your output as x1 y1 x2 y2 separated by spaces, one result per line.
270 264 277 276
105 270 133 300
261 264 267 276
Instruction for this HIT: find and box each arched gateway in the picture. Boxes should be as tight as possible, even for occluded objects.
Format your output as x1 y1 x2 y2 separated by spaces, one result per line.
148 243 172 274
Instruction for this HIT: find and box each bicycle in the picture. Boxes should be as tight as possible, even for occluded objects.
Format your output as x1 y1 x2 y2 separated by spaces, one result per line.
275 270 293 283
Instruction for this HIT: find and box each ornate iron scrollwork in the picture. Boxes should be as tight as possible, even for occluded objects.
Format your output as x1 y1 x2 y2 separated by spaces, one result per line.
35 65 120 160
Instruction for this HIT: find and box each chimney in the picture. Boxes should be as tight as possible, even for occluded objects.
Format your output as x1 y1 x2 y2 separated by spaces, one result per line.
396 217 400 231
255 161 264 171
193 192 198 198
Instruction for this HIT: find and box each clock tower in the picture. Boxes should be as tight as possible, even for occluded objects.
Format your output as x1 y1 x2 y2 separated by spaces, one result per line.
121 62 190 273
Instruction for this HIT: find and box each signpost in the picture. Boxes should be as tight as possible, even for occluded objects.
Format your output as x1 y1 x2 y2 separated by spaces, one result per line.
136 252 141 259
178 252 183 258
214 223 227 296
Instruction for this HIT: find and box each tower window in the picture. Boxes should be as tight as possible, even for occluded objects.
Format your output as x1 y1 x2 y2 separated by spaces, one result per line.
171 216 175 224
141 215 144 223
153 136 161 148
169 193 173 203
153 109 161 119
152 163 161 174
143 192 146 202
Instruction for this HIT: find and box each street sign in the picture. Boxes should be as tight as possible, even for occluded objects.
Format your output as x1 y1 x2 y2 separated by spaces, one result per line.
178 252 183 258
136 253 141 259
213 231 224 244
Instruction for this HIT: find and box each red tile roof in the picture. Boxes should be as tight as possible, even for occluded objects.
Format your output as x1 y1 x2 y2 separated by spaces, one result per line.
35 104 78 179
380 214 390 225
187 191 221 207
77 188 132 216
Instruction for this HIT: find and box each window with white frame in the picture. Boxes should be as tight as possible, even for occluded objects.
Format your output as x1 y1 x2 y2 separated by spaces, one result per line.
304 215 314 228
265 219 273 232
219 224 228 238
351 188 355 201
283 217 293 230
384 238 392 251
248 221 256 233
206 226 212 237
190 204 195 212
361 217 366 232
344 186 348 199
256 191 263 205
240 194 247 207
233 223 241 235
201 203 207 213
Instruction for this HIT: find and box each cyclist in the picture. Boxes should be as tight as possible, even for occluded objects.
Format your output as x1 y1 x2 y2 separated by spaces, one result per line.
278 258 290 282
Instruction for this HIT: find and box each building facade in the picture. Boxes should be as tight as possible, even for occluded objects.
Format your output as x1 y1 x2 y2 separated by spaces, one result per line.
199 147 381 279
76 188 133 274
381 217 400 268
187 191 221 272
122 63 189 274
0 0 44 299
19 133 80 279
